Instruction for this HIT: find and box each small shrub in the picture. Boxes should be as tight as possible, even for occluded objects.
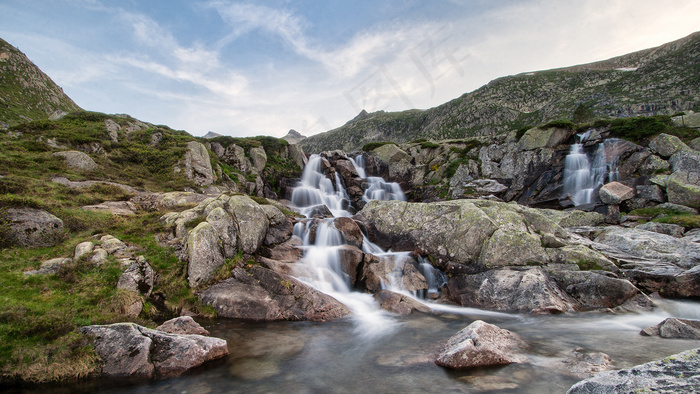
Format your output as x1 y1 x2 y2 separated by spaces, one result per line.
543 119 576 130
420 141 440 149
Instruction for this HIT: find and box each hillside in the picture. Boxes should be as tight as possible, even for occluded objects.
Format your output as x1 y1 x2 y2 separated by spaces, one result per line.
0 38 81 127
300 31 700 153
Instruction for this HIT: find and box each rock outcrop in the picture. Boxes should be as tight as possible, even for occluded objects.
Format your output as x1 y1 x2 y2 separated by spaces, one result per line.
567 348 700 393
178 141 215 186
81 322 228 379
434 320 528 369
53 151 98 171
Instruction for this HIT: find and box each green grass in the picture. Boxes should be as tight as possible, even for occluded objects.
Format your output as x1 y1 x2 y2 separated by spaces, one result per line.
362 141 397 152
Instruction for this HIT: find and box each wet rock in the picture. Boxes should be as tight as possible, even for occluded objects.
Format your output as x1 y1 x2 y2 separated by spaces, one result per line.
641 318 700 339
337 245 364 286
373 289 432 315
567 348 700 393
333 217 363 249
199 266 349 321
53 150 98 171
82 322 228 379
117 256 155 297
306 204 333 218
156 316 210 336
447 268 576 314
599 181 635 205
4 207 64 247
434 320 528 369
360 254 428 293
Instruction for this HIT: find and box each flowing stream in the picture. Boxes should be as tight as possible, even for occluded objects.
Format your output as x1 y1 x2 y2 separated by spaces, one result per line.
35 152 700 393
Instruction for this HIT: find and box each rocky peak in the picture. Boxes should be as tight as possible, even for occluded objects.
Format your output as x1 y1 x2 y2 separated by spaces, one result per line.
282 129 307 144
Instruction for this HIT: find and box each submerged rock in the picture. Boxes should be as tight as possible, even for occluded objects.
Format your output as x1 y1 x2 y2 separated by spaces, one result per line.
82 322 228 379
434 320 528 369
567 348 700 393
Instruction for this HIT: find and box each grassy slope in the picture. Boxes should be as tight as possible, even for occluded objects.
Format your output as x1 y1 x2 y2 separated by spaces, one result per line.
0 111 297 385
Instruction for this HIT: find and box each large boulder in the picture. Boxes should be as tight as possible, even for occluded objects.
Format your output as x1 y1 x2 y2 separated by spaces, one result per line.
199 266 350 321
434 320 528 369
249 146 267 172
180 141 215 186
187 222 225 287
4 207 64 247
649 133 691 158
666 170 700 208
360 253 428 293
567 348 700 393
373 289 432 315
548 271 640 309
82 322 228 379
156 316 210 336
518 127 572 150
447 268 577 314
53 150 98 171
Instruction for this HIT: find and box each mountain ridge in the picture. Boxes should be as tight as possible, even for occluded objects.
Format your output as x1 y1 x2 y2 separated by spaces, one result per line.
299 31 700 153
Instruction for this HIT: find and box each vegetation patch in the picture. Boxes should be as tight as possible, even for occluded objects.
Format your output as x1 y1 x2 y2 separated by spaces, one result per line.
362 141 397 152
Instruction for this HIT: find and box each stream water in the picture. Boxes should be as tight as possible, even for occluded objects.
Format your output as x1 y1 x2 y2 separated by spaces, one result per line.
30 152 700 393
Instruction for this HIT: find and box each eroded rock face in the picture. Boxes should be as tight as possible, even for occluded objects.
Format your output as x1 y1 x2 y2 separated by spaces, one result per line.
435 320 528 369
82 323 228 379
199 266 349 321
4 207 64 247
567 348 700 393
181 141 215 186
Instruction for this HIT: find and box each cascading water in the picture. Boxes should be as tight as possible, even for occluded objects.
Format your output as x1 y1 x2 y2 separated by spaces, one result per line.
562 132 624 206
290 154 412 336
351 154 407 202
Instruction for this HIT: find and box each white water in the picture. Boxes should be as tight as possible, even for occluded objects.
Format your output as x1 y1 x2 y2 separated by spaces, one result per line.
350 154 407 202
562 132 624 206
290 154 415 337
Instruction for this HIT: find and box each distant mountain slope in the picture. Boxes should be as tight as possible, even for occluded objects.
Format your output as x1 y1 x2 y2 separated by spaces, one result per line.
0 38 81 127
300 31 700 153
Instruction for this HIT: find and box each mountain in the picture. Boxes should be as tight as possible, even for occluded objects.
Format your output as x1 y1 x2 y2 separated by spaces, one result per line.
0 38 81 127
281 129 307 144
203 131 222 139
300 31 700 153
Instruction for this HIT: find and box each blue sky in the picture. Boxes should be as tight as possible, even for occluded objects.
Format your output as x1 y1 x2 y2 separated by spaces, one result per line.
1 0 698 138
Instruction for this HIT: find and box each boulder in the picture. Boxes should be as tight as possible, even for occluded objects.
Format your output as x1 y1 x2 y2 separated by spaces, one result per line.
181 141 215 186
567 348 700 393
447 268 577 314
287 144 307 170
228 195 269 254
82 322 228 379
641 318 700 339
373 289 431 315
549 271 640 309
249 146 267 172
636 184 666 202
649 133 691 158
205 206 237 258
104 119 121 142
53 151 98 171
599 181 635 205
4 207 64 247
669 150 700 173
199 266 350 321
333 217 363 249
187 222 225 287
360 253 428 293
156 316 210 336
100 234 128 255
337 245 364 286
434 320 528 369
666 170 700 208
117 256 155 297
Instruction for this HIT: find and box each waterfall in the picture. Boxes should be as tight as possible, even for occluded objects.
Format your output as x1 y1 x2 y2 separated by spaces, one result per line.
562 133 624 206
350 154 407 202
290 153 415 336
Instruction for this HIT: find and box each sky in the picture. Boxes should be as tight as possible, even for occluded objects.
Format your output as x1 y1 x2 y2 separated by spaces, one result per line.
1 1 698 138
